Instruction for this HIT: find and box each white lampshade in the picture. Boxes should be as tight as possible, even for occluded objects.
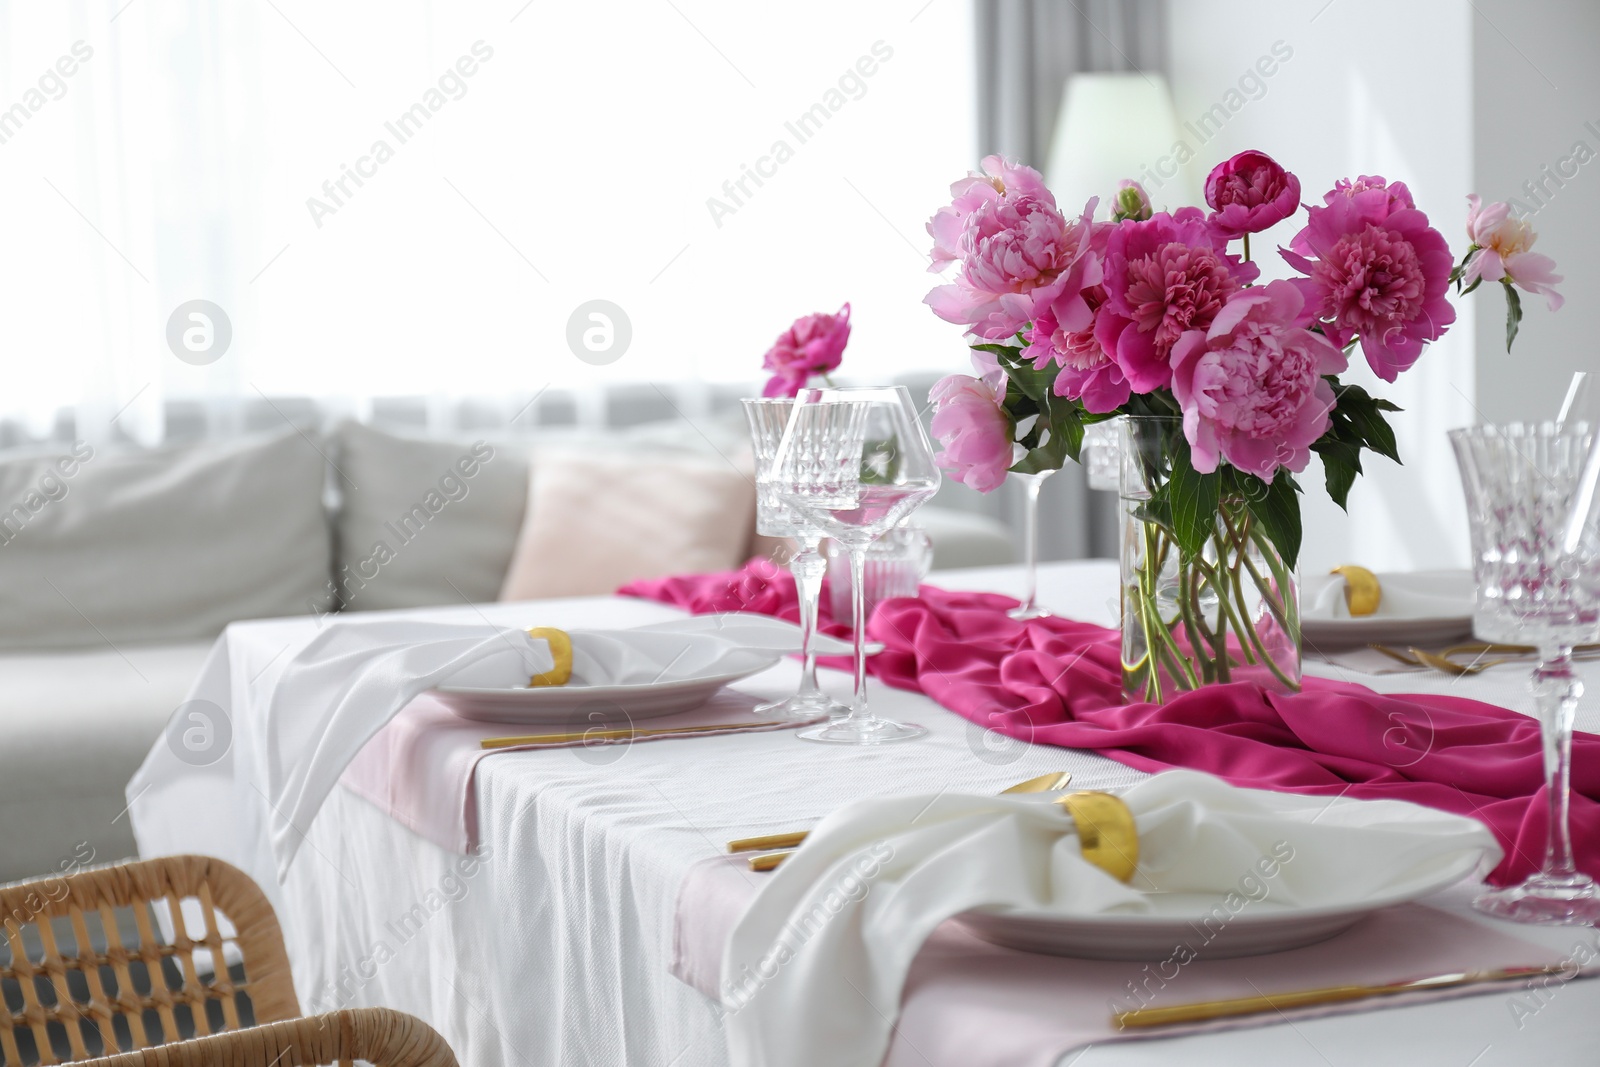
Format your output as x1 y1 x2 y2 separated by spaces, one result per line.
1045 72 1196 218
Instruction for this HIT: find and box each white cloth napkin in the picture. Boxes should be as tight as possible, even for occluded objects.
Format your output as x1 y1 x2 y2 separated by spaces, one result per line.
151 613 812 881
1304 569 1474 620
721 770 1499 1067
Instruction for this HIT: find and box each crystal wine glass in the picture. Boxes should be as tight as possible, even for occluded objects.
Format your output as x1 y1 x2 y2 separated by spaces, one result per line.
1008 467 1054 620
1451 421 1600 925
772 386 941 744
742 398 849 720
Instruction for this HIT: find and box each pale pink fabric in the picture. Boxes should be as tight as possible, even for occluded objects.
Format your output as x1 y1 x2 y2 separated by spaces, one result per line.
340 688 806 852
673 855 1591 1066
498 452 757 600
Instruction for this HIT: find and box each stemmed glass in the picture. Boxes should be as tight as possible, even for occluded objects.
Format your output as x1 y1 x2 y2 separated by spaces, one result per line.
1452 421 1600 925
1008 468 1053 620
772 386 941 744
742 398 849 720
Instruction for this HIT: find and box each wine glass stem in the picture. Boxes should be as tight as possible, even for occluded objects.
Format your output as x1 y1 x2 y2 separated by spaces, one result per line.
1019 475 1042 613
847 544 870 721
788 535 827 701
1534 644 1582 879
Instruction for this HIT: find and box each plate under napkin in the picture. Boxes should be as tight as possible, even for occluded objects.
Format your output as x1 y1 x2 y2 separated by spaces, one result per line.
1302 569 1475 652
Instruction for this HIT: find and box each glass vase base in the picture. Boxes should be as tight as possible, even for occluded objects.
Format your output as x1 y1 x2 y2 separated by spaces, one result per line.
1007 604 1052 621
1474 874 1600 926
755 691 850 720
797 718 927 745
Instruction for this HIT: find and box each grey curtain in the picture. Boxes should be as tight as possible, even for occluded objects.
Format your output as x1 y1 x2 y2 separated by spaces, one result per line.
963 0 1169 562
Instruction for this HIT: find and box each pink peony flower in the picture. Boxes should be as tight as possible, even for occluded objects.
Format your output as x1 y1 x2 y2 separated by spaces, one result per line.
1024 283 1129 413
1204 150 1302 238
928 374 1013 493
1170 281 1347 482
1324 175 1414 212
925 195 1100 341
1095 207 1259 393
1462 195 1563 311
927 155 1056 272
761 303 851 398
1281 181 1455 382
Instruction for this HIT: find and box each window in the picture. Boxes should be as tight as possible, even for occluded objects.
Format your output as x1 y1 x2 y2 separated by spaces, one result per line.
0 1 976 433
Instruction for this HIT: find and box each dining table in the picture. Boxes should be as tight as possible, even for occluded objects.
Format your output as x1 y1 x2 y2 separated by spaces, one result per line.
127 560 1600 1067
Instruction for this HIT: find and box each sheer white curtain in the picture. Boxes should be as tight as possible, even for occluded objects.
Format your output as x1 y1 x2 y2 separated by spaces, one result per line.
0 0 976 444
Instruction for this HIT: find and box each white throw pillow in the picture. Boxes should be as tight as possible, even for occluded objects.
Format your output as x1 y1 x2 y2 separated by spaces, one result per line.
332 422 530 610
0 428 333 650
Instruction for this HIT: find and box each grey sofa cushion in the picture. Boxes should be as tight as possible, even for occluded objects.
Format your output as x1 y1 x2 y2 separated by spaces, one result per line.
333 422 530 611
0 428 333 650
0 640 214 883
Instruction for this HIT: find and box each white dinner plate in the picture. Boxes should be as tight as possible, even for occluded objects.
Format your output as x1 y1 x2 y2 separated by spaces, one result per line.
430 661 777 725
1300 570 1475 653
955 856 1479 961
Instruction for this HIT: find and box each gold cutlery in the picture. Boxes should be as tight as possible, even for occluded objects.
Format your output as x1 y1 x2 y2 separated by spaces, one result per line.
480 720 792 749
735 771 1074 872
1113 963 1576 1029
1367 643 1426 669
1367 642 1600 676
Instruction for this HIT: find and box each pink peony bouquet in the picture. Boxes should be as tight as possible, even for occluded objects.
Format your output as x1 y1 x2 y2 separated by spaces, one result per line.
924 150 1562 568
761 303 852 398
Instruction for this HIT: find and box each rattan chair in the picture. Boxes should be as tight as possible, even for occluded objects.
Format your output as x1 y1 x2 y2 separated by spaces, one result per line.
0 855 457 1066
79 1008 455 1067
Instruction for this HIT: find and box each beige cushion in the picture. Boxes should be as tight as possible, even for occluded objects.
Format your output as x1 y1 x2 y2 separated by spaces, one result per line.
0 428 332 651
334 422 531 611
499 452 757 600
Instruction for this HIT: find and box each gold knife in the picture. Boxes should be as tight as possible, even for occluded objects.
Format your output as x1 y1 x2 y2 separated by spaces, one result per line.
733 771 1074 871
480 720 794 749
1113 964 1576 1029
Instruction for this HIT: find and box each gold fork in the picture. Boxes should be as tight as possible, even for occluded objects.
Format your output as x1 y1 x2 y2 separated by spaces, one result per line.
733 771 1074 872
1370 642 1600 677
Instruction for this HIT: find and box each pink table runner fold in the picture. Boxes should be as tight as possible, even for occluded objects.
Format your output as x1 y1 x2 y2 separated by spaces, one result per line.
671 855 1594 1067
340 688 801 853
621 561 1600 886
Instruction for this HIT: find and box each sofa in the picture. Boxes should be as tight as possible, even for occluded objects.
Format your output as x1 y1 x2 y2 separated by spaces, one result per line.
0 417 1014 884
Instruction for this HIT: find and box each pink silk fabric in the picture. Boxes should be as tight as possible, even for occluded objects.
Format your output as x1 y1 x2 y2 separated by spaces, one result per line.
621 560 1600 886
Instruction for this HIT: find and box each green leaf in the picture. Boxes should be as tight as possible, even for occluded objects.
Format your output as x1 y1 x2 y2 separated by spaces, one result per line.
1009 436 1067 475
969 343 1019 358
1504 281 1523 351
1243 473 1303 570
1000 359 1054 405
1311 438 1363 510
1166 443 1221 557
1132 497 1175 540
1328 380 1402 464
1045 392 1089 464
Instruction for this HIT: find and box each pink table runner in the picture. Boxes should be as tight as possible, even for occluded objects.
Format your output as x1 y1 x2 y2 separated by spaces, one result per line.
622 561 1600 886
340 688 812 852
672 854 1593 1067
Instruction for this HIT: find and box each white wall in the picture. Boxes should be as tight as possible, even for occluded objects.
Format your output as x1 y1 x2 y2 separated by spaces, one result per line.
1166 0 1477 575
1472 0 1600 424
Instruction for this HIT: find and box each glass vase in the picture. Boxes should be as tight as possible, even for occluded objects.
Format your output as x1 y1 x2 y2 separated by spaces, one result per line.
1119 417 1301 704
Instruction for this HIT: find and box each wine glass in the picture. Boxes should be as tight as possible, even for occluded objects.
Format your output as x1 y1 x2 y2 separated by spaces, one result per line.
742 398 849 720
772 386 941 744
1008 467 1053 620
1451 421 1600 925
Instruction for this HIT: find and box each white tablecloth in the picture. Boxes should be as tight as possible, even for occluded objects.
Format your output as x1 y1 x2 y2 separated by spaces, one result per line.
130 562 1600 1066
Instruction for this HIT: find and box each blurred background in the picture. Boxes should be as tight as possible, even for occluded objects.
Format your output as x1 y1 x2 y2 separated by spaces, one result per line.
1 0 1595 572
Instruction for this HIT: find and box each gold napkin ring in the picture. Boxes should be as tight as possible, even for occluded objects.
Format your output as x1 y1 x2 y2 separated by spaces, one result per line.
525 627 573 687
1057 791 1138 883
